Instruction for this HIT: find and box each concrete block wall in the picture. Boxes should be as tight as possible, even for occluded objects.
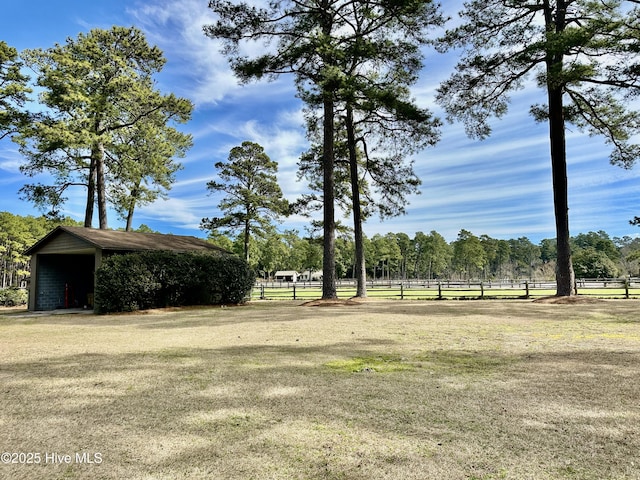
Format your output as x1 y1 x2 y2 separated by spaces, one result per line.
35 256 70 310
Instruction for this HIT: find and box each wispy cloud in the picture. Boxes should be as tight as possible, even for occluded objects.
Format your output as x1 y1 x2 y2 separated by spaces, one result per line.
127 0 246 104
0 144 24 175
137 196 208 230
128 0 297 106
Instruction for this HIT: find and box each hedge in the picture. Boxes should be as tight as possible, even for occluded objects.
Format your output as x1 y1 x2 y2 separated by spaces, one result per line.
95 251 255 313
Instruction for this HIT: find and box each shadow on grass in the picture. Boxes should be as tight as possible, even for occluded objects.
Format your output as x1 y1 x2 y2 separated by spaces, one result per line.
5 298 640 331
2 339 640 479
1 301 367 328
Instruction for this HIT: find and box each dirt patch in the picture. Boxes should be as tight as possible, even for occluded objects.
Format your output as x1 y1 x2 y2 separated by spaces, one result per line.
532 295 604 304
300 297 369 307
0 306 28 314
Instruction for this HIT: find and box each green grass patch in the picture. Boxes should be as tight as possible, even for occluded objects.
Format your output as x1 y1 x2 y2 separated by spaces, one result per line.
325 354 415 373
253 285 640 300
154 347 196 359
325 351 513 375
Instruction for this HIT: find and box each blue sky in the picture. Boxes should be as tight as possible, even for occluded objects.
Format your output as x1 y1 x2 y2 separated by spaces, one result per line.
1 0 639 244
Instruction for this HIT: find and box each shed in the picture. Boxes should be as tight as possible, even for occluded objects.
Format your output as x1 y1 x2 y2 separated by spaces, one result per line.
274 270 299 282
24 226 228 311
299 270 323 281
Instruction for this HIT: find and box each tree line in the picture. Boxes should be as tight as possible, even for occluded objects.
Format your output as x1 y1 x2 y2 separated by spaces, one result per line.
0 212 640 288
206 224 640 282
1 210 639 290
0 212 82 289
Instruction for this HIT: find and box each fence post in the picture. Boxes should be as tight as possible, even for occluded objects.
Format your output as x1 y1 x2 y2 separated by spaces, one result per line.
480 282 484 299
525 281 529 299
293 284 296 300
625 278 630 299
438 282 442 300
260 284 265 300
400 283 404 300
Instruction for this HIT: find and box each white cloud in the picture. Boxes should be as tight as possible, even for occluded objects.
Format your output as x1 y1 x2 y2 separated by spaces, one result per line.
0 143 25 175
137 196 208 230
127 0 245 105
128 0 298 106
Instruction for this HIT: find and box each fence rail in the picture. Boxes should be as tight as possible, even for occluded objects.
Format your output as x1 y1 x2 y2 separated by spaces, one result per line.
252 278 640 301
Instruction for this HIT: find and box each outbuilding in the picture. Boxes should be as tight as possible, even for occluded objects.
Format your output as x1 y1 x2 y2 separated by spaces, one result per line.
25 226 228 311
299 270 323 282
274 270 299 282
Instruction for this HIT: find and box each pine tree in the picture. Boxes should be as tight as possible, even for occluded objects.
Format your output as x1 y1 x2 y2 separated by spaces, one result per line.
18 27 192 228
201 141 289 263
437 0 640 296
0 41 31 140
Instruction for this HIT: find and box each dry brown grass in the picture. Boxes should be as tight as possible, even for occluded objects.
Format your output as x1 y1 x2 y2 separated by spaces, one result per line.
1 300 639 479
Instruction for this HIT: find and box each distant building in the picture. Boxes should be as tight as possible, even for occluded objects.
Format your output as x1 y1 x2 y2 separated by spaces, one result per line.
274 271 299 282
299 270 323 282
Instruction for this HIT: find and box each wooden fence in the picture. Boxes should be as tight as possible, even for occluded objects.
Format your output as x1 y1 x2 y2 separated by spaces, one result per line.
252 278 640 301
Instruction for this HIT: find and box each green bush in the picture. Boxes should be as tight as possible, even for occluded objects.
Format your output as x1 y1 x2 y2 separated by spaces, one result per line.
95 251 254 314
0 287 28 307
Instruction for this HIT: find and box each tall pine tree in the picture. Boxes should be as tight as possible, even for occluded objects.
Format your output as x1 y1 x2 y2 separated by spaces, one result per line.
437 0 640 296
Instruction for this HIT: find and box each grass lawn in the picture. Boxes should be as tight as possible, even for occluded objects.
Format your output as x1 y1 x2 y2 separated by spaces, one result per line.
1 299 639 479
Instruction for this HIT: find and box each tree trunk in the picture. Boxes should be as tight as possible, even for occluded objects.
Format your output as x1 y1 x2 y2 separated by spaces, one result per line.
125 185 138 232
84 155 96 227
95 142 108 229
319 0 337 300
243 218 250 263
322 93 337 299
125 209 134 232
548 85 575 295
546 0 576 296
346 104 367 298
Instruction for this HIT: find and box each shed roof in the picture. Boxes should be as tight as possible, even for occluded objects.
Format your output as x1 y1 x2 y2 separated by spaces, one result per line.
25 226 230 255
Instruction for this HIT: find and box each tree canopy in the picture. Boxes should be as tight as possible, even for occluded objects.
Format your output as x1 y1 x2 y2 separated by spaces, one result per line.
107 106 192 231
0 41 31 141
17 26 192 229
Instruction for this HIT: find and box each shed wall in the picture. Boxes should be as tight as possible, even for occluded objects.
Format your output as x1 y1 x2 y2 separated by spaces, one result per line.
36 234 95 254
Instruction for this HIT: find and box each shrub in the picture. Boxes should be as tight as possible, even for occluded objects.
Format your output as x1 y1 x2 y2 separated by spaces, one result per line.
0 287 28 307
95 251 254 314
